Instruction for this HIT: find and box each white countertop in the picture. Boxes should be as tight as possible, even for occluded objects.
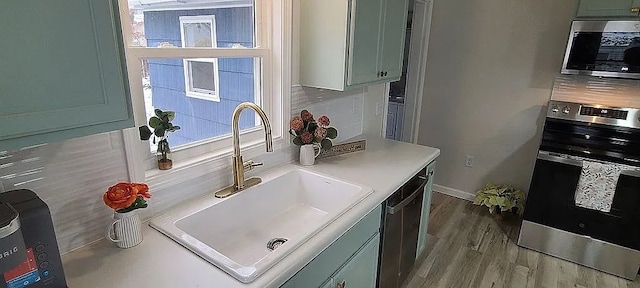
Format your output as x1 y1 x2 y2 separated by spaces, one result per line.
61 137 440 288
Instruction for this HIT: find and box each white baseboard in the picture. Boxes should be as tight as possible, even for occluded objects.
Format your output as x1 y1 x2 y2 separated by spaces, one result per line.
433 184 475 202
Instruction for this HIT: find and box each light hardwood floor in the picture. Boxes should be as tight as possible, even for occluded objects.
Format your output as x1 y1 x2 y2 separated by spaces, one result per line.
404 192 640 288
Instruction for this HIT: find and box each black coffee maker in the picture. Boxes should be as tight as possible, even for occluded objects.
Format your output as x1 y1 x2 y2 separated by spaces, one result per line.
0 190 66 287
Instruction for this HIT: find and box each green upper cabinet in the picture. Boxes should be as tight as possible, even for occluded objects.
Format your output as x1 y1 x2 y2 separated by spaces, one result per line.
379 0 410 81
300 0 410 91
0 0 133 151
576 0 640 17
347 0 384 86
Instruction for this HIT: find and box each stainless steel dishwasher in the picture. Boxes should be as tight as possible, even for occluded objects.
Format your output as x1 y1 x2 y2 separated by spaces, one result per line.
378 167 429 288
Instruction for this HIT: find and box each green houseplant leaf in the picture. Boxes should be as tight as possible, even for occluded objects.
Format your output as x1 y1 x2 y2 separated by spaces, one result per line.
473 195 483 205
167 125 181 132
326 127 338 139
149 116 162 129
163 111 175 122
139 126 152 141
154 126 166 138
321 139 333 151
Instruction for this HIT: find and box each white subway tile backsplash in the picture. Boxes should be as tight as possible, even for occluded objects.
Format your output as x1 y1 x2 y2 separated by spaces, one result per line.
291 85 364 141
0 85 366 254
0 131 129 253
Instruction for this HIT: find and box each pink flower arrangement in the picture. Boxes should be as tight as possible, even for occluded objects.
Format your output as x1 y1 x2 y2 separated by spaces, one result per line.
289 110 338 150
317 115 330 127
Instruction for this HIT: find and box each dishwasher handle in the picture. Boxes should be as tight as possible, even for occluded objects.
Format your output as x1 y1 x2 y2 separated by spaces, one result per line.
386 174 429 215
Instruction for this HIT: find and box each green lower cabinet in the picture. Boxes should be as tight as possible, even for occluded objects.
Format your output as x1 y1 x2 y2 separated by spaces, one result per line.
416 161 436 259
281 206 382 288
333 233 380 288
576 0 640 17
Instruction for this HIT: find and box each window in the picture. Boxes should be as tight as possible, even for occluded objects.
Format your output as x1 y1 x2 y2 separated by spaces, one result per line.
120 0 288 176
180 16 220 101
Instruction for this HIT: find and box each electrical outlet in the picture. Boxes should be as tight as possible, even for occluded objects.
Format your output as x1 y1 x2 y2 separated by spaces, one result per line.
465 155 474 167
376 102 384 116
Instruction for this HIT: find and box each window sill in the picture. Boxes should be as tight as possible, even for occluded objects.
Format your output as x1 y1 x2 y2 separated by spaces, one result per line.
144 137 289 191
184 92 221 102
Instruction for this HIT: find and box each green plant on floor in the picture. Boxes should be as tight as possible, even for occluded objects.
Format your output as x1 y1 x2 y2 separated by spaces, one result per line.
473 183 525 216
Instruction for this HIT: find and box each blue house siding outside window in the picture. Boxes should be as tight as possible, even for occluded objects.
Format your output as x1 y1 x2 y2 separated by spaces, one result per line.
144 7 256 147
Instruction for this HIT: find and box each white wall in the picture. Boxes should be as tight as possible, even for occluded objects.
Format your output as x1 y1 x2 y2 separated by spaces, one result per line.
417 0 578 195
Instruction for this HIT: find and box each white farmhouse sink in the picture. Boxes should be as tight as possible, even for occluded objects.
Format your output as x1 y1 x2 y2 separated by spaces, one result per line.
150 166 373 283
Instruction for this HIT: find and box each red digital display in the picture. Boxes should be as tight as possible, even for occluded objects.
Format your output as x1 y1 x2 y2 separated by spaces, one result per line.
3 248 40 287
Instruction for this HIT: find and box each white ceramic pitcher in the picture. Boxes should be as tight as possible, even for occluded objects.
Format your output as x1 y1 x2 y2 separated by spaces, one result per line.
106 211 143 248
299 144 321 166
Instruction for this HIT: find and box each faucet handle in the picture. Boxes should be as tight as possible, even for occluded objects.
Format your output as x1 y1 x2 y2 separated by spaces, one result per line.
243 160 263 171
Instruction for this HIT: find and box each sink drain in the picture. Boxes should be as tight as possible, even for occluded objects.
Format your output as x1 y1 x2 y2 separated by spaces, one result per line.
267 238 288 251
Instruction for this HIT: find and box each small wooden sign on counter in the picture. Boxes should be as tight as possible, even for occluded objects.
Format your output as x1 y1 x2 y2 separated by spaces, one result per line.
317 140 366 159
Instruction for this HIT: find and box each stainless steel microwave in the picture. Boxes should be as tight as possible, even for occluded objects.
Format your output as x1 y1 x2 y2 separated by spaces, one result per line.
562 20 640 79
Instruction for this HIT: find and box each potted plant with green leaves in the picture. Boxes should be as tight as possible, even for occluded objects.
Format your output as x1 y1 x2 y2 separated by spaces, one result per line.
139 109 181 170
473 183 525 220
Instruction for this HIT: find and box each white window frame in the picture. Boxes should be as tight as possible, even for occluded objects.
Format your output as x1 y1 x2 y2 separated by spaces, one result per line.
180 15 221 102
119 0 292 186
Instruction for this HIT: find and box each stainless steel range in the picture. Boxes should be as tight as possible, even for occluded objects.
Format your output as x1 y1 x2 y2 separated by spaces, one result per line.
518 100 640 280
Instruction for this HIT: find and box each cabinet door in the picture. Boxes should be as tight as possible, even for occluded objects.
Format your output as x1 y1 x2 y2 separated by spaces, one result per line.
379 0 409 81
347 0 384 86
576 0 639 17
417 161 436 258
0 0 133 150
281 206 382 288
333 233 380 288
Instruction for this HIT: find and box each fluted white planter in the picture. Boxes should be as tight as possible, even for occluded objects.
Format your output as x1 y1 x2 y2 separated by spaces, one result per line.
106 210 143 248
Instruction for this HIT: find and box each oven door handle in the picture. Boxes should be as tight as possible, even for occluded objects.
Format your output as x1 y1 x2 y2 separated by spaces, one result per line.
537 152 583 167
387 176 429 215
621 170 640 177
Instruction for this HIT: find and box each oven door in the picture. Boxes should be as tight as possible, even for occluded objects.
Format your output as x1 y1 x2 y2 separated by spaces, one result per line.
523 151 640 250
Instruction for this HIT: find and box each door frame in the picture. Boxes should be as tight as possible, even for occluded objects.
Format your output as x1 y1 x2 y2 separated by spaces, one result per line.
397 0 434 143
